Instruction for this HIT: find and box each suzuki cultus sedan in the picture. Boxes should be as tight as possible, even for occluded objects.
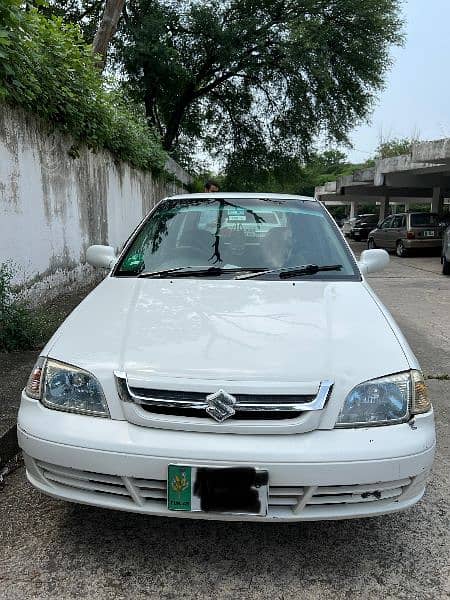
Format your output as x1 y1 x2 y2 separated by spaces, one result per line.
19 193 435 521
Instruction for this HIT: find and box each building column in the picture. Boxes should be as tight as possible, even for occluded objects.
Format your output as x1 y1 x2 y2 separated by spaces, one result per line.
379 196 389 221
431 186 443 214
349 201 358 219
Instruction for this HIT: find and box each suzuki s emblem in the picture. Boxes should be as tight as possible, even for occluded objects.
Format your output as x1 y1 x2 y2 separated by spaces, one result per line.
206 389 237 422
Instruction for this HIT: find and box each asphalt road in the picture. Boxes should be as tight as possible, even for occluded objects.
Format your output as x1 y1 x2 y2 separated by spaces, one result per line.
1 246 449 600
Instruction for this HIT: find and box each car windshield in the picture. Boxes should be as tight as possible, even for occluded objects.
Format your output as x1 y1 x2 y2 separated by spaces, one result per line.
357 215 378 222
410 213 439 227
115 197 359 280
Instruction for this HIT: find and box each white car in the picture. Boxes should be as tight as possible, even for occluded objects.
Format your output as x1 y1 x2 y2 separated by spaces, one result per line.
18 193 436 522
342 217 357 237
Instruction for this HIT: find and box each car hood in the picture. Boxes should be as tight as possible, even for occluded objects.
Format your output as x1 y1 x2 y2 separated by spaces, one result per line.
46 277 411 392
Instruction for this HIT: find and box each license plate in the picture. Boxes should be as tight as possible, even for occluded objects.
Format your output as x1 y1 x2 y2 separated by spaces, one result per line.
167 465 269 516
424 230 435 237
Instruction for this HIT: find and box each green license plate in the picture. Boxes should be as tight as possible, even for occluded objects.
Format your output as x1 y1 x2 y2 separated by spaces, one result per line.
167 465 269 515
167 465 192 511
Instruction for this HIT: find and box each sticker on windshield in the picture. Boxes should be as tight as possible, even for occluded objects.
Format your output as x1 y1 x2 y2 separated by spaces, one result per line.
227 207 246 221
121 253 144 272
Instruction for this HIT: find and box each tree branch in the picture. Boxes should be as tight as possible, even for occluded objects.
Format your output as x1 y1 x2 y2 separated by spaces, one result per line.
92 0 126 71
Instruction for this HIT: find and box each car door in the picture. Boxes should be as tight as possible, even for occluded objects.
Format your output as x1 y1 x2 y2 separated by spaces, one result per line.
375 217 393 248
389 215 405 248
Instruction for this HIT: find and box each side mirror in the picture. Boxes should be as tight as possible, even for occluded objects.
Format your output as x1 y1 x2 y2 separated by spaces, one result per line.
358 249 389 275
86 245 117 269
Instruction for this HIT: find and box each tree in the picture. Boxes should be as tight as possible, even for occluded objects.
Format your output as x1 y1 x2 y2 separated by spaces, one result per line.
118 0 403 161
34 0 125 68
92 0 125 70
222 148 357 194
32 0 104 41
375 136 420 159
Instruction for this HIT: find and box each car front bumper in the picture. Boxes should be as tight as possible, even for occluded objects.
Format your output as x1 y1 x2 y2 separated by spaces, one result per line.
18 393 436 522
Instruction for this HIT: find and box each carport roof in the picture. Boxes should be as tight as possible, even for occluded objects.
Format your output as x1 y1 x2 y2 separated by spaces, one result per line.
315 138 450 204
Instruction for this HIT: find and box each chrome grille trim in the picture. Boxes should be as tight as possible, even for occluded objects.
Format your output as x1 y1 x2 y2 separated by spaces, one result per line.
115 373 333 414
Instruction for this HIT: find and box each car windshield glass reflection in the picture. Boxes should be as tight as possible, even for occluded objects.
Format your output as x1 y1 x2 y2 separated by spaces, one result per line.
116 198 359 280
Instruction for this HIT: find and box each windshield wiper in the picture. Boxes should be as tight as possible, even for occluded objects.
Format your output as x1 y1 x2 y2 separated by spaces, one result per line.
138 266 191 278
138 266 263 279
236 264 343 280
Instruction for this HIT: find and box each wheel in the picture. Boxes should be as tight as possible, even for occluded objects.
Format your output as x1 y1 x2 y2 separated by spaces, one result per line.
367 238 376 249
443 255 450 275
396 240 408 258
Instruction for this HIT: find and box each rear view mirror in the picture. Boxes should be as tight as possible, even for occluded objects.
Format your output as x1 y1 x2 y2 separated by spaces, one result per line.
86 245 117 269
357 249 389 275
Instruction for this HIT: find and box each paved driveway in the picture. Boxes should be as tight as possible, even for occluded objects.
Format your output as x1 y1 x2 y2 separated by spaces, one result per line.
1 248 449 600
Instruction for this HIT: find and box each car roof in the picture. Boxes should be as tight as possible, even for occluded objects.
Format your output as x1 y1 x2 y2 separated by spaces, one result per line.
165 192 315 202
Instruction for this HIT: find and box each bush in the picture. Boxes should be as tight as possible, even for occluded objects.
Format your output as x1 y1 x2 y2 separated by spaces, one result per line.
0 263 41 351
0 0 167 172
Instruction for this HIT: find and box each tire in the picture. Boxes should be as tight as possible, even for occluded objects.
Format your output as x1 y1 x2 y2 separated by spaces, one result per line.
367 238 377 249
396 240 408 258
443 255 450 275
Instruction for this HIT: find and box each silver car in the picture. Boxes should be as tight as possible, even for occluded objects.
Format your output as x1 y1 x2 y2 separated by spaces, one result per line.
368 212 442 257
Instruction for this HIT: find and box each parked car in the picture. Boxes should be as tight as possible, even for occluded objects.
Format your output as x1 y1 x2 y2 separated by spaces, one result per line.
349 214 379 241
368 212 442 257
341 217 357 237
442 225 450 275
19 193 435 522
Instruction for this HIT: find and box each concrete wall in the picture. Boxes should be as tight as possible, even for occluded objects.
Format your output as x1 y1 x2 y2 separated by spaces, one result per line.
0 104 187 300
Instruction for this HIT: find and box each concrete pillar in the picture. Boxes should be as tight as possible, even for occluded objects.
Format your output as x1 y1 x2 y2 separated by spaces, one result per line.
379 196 390 221
349 201 358 219
431 186 443 214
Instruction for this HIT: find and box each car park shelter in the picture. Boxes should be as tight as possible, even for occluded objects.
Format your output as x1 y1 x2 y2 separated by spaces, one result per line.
315 138 450 220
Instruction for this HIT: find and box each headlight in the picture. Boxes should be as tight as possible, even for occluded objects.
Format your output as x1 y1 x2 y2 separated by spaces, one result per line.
336 370 431 427
26 358 109 417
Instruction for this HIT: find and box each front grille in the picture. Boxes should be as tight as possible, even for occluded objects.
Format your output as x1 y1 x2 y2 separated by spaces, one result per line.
34 460 413 517
36 460 167 508
140 405 301 420
268 478 413 516
116 376 332 422
131 387 315 405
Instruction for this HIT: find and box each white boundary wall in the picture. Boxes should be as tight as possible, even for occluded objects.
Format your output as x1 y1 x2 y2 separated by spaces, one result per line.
0 104 187 300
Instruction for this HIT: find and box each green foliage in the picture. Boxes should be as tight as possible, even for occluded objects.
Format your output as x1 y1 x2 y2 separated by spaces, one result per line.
222 149 359 196
0 0 166 172
31 0 104 42
0 263 41 352
118 0 403 163
375 137 418 159
189 172 226 193
0 262 86 352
